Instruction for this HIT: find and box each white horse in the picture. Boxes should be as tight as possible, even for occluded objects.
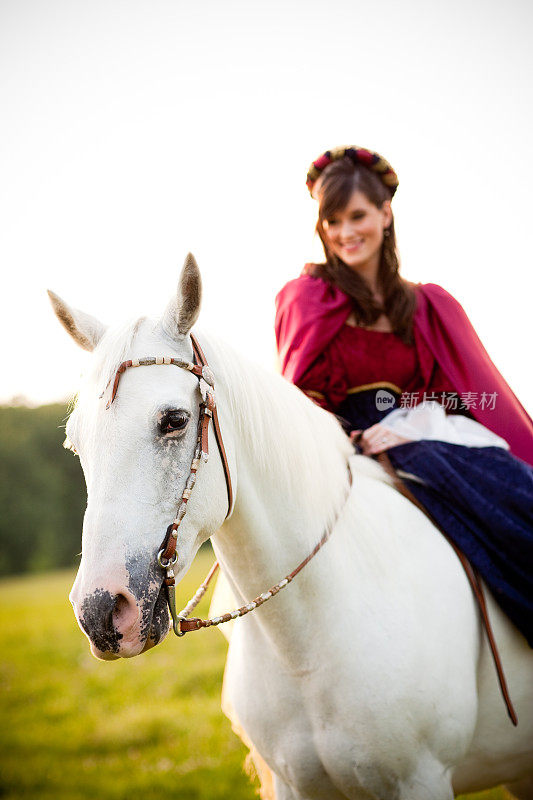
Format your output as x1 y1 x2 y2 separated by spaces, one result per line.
49 255 533 800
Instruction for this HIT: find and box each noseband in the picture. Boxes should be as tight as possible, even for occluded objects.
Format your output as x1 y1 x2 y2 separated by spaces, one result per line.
106 333 350 638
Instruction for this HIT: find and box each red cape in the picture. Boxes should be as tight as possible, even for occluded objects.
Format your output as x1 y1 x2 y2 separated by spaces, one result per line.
275 273 533 466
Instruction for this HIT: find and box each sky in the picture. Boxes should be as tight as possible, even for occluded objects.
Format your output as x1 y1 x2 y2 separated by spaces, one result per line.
1 0 532 410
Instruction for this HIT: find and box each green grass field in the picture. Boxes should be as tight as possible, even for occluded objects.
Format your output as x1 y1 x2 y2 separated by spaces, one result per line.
0 551 511 800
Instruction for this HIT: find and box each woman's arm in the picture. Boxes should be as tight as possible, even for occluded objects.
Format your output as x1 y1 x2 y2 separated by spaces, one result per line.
275 273 352 386
352 401 510 456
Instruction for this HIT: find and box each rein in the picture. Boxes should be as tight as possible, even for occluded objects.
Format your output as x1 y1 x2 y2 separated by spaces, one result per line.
106 333 350 638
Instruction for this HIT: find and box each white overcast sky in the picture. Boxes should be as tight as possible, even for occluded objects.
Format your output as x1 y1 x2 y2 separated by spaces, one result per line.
1 0 532 409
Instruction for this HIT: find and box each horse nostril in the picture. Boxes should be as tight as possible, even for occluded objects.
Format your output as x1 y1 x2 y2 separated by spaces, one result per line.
113 593 128 618
79 588 124 653
112 592 139 633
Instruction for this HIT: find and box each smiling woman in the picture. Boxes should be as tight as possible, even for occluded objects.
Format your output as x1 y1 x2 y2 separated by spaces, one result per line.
276 145 533 652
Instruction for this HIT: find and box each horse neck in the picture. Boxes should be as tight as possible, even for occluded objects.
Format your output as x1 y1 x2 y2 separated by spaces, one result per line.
207 337 353 604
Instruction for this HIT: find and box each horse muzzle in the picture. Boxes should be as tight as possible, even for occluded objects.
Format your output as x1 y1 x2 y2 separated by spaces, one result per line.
70 580 170 660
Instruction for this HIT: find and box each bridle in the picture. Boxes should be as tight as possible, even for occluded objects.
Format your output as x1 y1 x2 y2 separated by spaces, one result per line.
106 333 350 637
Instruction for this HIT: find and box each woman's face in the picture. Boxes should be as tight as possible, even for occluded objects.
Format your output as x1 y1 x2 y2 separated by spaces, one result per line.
321 189 392 273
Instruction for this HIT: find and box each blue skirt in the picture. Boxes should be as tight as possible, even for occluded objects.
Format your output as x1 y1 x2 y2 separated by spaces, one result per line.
337 392 533 647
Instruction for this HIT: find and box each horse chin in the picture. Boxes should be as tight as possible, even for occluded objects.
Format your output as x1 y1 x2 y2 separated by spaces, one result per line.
89 629 166 660
89 643 121 661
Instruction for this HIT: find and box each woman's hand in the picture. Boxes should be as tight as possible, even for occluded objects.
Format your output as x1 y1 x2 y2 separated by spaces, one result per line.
350 423 411 455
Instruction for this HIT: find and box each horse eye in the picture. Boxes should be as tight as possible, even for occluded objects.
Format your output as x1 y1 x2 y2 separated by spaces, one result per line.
159 410 190 436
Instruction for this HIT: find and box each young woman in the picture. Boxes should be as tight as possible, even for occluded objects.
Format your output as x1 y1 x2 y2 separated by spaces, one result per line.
275 145 533 646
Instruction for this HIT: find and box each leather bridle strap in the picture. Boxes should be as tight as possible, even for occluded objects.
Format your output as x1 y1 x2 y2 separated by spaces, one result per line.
190 333 233 516
176 464 353 634
104 337 233 636
377 452 518 726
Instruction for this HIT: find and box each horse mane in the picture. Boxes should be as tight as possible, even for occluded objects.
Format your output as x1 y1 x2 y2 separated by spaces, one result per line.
198 330 357 528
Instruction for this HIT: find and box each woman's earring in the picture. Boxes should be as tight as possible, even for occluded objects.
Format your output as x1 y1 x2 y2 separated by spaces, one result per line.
383 229 391 237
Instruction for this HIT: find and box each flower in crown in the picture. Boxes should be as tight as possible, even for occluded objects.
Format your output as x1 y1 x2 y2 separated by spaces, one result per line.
306 145 399 198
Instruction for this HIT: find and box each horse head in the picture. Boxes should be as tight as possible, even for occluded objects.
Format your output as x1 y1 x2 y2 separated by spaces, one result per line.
49 254 232 659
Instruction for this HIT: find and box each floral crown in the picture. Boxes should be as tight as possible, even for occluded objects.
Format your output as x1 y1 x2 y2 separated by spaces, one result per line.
306 145 399 198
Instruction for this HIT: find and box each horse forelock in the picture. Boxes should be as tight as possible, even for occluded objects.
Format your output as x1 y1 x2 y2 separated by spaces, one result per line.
66 316 148 438
91 316 149 393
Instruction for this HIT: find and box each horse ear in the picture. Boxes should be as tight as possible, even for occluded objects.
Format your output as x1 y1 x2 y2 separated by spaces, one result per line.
47 290 107 352
161 252 202 339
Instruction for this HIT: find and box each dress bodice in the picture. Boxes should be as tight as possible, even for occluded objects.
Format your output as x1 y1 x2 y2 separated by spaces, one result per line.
298 322 452 412
336 324 420 391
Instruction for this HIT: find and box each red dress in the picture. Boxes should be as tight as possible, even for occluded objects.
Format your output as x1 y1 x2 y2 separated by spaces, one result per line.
297 323 454 412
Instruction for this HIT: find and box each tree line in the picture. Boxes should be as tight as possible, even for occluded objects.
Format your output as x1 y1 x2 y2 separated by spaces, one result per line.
0 403 86 576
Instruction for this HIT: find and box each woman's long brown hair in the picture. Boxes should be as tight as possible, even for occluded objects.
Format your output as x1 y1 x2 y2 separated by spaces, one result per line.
312 157 416 343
